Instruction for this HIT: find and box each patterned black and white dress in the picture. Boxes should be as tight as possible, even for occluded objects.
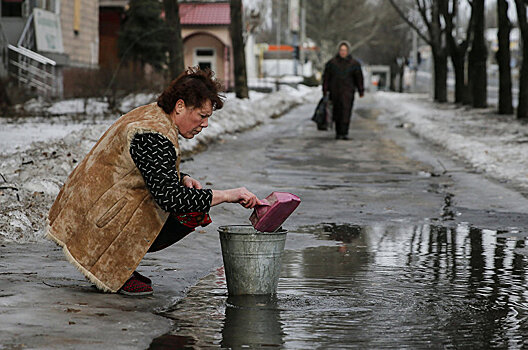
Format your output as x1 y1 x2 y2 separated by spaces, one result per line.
129 132 212 213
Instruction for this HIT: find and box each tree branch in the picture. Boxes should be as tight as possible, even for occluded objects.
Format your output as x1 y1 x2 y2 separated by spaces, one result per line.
349 13 383 52
416 0 434 37
388 0 431 44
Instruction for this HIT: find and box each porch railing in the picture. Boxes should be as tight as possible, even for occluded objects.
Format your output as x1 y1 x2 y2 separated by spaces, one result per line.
8 12 58 97
8 44 57 97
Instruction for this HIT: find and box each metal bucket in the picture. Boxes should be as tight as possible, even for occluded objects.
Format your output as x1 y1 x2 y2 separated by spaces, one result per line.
218 225 287 295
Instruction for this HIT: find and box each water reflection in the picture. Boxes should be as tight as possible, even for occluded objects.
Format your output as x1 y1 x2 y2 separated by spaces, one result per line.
221 295 284 348
148 334 196 349
150 222 528 348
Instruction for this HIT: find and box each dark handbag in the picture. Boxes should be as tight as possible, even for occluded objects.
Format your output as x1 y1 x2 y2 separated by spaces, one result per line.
312 96 332 130
312 97 328 130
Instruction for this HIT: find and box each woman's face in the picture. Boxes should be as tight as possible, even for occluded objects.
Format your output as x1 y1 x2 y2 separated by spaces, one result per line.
339 45 348 58
172 99 212 139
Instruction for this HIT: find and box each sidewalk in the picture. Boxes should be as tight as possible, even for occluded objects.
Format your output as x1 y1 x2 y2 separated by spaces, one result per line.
378 92 528 195
0 87 319 349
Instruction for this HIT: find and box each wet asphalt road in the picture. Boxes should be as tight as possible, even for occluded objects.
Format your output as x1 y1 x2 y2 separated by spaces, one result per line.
193 94 528 231
3 93 528 349
149 95 528 348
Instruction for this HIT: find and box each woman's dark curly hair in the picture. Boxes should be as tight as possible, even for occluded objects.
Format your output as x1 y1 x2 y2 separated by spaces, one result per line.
157 67 224 114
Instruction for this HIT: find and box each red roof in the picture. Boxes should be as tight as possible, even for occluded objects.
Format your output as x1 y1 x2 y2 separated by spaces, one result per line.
179 3 231 26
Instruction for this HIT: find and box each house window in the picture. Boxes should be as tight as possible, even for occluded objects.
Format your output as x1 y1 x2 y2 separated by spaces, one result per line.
194 48 216 72
2 0 23 17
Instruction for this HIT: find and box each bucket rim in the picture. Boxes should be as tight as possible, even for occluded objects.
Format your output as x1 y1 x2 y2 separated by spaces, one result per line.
218 224 287 235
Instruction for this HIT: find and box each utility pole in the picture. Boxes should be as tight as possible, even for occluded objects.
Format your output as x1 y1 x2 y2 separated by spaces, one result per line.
412 29 417 92
289 0 300 76
276 0 281 87
299 0 306 77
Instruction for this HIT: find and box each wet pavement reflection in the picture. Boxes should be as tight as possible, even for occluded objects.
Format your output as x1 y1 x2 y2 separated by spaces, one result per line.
150 222 528 348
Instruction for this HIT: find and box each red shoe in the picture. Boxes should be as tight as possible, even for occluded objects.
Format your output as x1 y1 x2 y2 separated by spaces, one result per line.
133 271 152 285
119 274 153 296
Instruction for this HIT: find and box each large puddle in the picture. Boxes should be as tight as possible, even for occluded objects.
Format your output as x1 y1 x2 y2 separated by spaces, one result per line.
150 222 528 348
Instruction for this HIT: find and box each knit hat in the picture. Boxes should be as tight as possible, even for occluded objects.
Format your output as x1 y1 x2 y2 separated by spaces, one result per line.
337 40 352 54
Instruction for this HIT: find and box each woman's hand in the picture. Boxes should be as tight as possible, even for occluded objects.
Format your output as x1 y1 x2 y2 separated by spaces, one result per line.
182 175 203 189
211 187 262 208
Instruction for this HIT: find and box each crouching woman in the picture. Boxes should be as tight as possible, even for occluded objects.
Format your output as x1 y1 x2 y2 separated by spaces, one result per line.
46 68 260 296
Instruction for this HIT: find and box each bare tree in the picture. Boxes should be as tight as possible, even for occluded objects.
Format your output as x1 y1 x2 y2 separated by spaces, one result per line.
305 0 386 69
442 0 472 104
163 0 185 80
468 0 487 108
497 0 513 114
514 0 528 119
353 2 412 91
389 0 448 102
230 0 249 98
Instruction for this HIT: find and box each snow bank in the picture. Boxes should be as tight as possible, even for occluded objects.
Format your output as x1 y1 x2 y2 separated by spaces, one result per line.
377 92 528 192
23 97 108 116
0 86 319 243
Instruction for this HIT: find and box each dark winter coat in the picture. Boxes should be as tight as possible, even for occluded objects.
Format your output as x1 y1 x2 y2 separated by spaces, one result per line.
322 54 364 136
323 54 364 100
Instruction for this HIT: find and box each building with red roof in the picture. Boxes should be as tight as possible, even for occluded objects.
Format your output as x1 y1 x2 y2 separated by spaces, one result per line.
179 2 231 25
99 0 234 90
179 1 233 89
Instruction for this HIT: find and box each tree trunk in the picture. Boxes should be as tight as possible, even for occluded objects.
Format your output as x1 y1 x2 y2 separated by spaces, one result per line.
497 0 513 114
230 0 249 98
468 0 487 108
163 0 185 80
0 78 10 113
464 56 474 106
518 48 528 119
398 61 404 93
431 0 447 102
432 48 448 102
389 60 398 91
442 0 469 104
514 0 528 119
389 72 396 91
450 50 468 104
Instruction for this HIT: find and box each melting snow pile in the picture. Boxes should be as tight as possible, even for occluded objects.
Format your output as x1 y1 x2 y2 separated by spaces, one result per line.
0 86 319 242
378 92 528 193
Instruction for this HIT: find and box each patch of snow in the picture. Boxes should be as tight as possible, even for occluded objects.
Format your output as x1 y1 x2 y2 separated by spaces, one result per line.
118 92 158 114
0 86 319 243
22 180 61 196
8 210 31 229
24 97 108 115
0 122 99 155
377 92 528 191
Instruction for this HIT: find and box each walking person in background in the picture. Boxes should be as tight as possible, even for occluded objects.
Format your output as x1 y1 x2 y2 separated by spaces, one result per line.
323 41 365 140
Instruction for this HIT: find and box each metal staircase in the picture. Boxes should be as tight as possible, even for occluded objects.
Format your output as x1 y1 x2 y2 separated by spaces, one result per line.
5 13 59 98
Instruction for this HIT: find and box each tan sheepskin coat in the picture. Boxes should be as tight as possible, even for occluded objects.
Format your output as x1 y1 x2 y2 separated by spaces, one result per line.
46 102 181 292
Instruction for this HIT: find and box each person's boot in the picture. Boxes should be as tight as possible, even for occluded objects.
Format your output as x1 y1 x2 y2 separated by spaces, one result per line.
119 273 153 296
133 271 152 285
